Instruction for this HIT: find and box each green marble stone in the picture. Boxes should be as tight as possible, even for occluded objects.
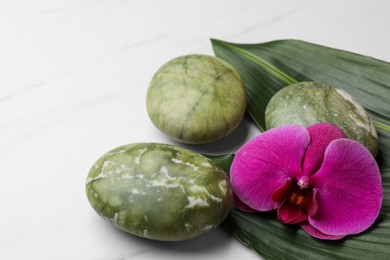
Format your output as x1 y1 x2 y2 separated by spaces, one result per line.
86 143 233 241
146 54 246 144
265 82 379 156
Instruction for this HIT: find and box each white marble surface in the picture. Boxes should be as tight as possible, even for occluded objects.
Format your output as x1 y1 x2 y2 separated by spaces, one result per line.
1 0 390 259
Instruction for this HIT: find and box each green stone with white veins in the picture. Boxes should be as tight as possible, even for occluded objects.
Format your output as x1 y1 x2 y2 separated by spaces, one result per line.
146 54 246 144
265 82 379 156
86 143 232 241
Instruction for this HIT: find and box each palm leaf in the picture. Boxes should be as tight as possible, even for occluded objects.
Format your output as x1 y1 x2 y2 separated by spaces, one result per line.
210 39 390 259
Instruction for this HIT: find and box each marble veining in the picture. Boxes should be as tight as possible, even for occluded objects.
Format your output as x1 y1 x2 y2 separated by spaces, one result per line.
1 0 390 259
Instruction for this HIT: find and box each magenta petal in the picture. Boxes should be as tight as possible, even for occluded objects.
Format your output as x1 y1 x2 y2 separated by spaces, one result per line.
304 189 318 217
272 178 293 203
278 201 308 224
233 193 258 213
230 125 310 211
309 139 383 236
301 222 345 240
302 122 345 176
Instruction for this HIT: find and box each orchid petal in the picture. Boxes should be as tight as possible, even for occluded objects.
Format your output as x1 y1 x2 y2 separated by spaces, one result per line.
230 125 310 211
277 201 308 224
233 193 258 213
303 189 318 217
309 139 383 236
301 222 345 240
302 122 345 176
272 178 293 203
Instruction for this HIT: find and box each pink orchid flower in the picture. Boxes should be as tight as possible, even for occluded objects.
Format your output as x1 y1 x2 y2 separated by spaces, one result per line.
230 122 383 240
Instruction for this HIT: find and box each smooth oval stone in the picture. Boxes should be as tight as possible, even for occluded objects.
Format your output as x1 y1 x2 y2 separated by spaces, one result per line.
86 143 233 241
146 54 246 144
265 82 379 156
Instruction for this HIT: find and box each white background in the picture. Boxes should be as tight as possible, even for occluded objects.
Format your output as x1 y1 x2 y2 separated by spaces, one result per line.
1 0 390 259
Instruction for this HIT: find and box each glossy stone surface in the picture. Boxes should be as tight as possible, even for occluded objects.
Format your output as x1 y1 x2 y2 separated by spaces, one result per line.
265 82 379 156
146 55 246 144
86 143 232 241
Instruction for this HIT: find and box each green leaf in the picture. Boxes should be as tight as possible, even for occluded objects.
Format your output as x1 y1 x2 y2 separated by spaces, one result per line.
211 39 390 259
212 39 390 167
204 153 235 174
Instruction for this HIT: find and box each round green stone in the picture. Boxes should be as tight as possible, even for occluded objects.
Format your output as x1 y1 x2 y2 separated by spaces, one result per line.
86 143 233 241
265 82 379 156
146 54 246 144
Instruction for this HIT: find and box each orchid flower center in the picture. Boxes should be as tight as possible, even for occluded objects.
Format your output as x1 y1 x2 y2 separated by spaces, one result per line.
272 175 317 225
297 175 310 189
273 176 313 208
288 176 310 206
